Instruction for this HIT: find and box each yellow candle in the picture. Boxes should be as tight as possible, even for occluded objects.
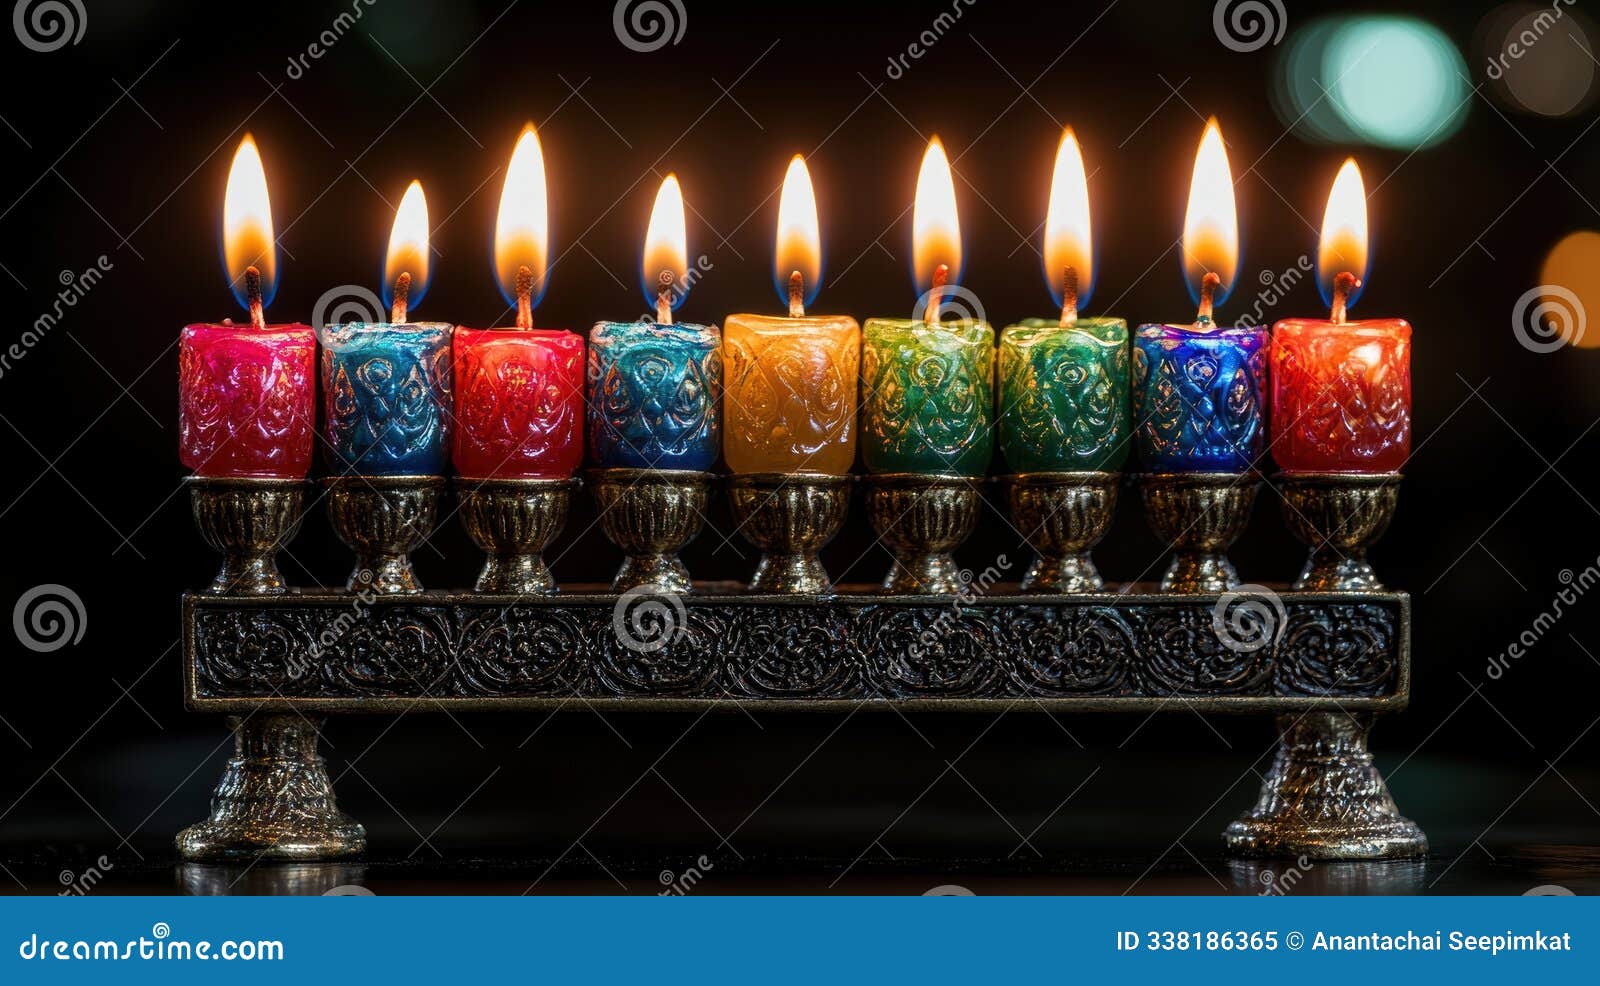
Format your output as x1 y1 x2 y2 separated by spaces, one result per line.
723 156 859 475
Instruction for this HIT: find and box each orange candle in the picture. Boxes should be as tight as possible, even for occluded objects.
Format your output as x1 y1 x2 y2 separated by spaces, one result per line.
723 156 859 475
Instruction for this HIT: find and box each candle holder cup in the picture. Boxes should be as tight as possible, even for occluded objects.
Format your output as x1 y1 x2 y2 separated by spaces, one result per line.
588 468 712 593
457 477 578 595
727 474 852 595
1141 472 1261 593
1004 472 1119 593
324 476 444 594
188 477 307 596
1279 472 1401 591
863 474 983 594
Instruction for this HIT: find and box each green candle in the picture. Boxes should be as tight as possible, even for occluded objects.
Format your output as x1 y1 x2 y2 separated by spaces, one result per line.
997 317 1130 473
860 317 995 476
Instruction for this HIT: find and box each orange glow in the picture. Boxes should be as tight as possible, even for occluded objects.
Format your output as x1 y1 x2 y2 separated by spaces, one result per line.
643 173 689 307
912 136 961 294
775 155 822 307
384 180 431 307
1181 118 1239 305
222 133 276 308
1043 127 1093 308
1318 157 1369 306
494 123 549 308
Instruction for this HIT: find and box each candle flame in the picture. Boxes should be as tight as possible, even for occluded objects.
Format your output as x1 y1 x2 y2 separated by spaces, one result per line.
1043 127 1093 310
774 154 822 310
494 123 549 310
642 173 690 312
912 136 962 294
1318 157 1368 310
222 133 276 310
1181 118 1239 308
383 180 431 312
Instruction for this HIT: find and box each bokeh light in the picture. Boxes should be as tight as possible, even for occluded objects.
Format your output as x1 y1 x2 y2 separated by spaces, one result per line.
1538 230 1600 350
1275 16 1469 149
1477 3 1598 117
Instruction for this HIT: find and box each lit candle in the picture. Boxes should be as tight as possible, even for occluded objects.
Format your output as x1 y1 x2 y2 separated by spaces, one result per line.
319 180 453 475
998 128 1129 473
1133 118 1267 473
1271 159 1410 473
453 124 584 479
860 137 994 477
587 175 721 471
723 156 858 475
179 135 315 478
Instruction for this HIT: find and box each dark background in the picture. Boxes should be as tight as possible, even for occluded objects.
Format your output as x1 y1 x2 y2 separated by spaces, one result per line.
0 0 1597 894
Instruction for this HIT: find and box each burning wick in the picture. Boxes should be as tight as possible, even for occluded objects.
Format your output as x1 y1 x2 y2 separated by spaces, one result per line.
244 265 266 331
1195 271 1221 328
656 270 675 325
390 271 412 324
1330 270 1360 326
926 263 950 323
1058 266 1079 328
788 269 805 318
515 264 534 330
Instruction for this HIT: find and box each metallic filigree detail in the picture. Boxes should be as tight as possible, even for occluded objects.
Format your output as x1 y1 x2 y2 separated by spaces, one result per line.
726 475 852 594
1141 473 1260 592
863 474 982 594
1279 473 1401 591
588 468 711 593
1005 472 1119 593
457 478 576 594
1001 605 1135 695
325 477 443 594
188 478 306 595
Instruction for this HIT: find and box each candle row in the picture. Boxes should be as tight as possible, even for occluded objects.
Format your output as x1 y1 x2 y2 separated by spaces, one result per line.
181 122 1411 485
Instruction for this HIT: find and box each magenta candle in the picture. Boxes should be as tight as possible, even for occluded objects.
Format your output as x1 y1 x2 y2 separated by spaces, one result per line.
178 134 315 479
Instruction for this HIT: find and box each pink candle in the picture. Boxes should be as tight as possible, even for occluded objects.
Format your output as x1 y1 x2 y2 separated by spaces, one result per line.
178 134 315 479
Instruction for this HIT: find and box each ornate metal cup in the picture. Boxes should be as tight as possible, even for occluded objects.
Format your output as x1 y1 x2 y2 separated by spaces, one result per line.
1279 473 1401 591
863 474 983 594
457 477 578 594
324 476 444 594
1141 472 1259 592
1005 472 1119 593
188 477 306 595
588 468 711 593
727 474 851 595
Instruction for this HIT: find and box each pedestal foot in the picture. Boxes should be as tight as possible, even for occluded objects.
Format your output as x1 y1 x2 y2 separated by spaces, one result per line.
177 714 365 862
1224 712 1427 860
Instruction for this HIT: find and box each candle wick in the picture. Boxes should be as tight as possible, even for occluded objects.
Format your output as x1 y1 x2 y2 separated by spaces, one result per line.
515 264 534 330
1196 271 1220 328
656 270 675 325
245 265 266 331
1330 271 1359 326
927 263 950 323
788 270 805 318
391 271 411 324
1059 265 1079 328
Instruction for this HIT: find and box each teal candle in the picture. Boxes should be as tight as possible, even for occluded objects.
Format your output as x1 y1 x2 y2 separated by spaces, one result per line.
860 318 994 476
997 317 1130 473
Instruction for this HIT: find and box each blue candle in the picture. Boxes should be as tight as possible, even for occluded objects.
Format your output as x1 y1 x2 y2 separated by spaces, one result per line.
586 320 722 470
1132 323 1267 473
319 322 453 475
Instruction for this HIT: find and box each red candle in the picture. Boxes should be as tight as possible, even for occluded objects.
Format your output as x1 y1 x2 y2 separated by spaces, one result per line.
179 135 315 478
452 124 584 479
1271 159 1411 474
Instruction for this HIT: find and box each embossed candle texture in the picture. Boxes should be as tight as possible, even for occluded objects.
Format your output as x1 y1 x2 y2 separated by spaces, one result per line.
860 318 995 476
1133 117 1267 474
319 322 454 475
453 124 585 480
723 156 858 475
586 320 722 470
180 134 316 479
1271 158 1412 473
998 318 1129 472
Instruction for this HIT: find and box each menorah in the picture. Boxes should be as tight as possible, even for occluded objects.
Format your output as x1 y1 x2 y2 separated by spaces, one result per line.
179 468 1421 863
